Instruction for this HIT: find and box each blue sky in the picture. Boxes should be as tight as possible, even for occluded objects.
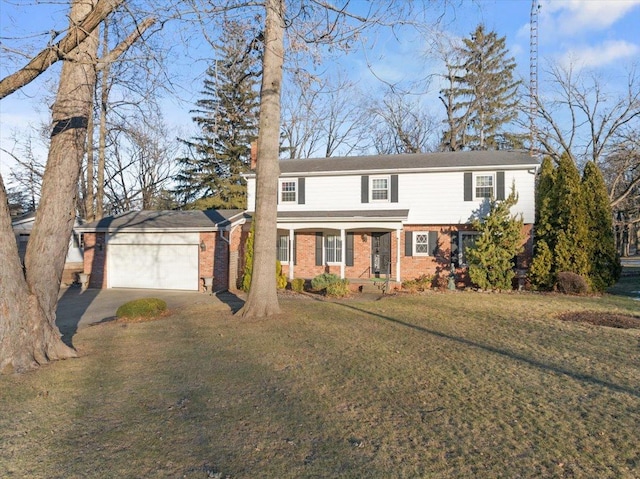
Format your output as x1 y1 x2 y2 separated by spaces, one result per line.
1 0 639 180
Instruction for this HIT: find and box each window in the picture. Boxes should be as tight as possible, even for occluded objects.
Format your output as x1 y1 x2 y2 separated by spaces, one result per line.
413 232 431 256
371 176 390 201
475 174 494 198
325 235 342 263
276 235 289 263
280 179 297 203
459 231 480 265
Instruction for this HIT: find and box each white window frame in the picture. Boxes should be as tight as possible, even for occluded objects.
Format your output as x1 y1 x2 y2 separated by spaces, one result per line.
325 234 342 264
413 231 431 256
279 179 297 203
276 235 289 263
370 175 390 202
459 231 481 266
474 173 495 199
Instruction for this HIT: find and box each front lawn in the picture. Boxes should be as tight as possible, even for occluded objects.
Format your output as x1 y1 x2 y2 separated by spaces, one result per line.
1 291 638 478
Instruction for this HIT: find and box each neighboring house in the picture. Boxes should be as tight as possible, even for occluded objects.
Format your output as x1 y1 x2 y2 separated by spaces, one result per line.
11 211 84 285
75 210 247 292
245 150 539 285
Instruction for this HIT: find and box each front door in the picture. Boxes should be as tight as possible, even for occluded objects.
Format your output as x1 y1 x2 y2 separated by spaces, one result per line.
371 232 391 278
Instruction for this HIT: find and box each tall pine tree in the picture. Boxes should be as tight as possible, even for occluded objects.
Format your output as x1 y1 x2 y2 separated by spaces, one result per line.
175 19 261 209
582 161 621 291
529 156 557 289
554 153 591 279
440 24 522 151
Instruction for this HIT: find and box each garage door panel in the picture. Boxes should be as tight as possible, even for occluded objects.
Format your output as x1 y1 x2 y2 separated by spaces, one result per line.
109 243 199 290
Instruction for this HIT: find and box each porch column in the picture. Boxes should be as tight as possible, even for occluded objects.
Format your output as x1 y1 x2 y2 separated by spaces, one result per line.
396 228 401 282
288 229 295 280
340 228 346 279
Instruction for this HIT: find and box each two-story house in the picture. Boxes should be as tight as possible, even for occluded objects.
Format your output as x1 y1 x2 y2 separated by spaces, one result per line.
246 150 539 285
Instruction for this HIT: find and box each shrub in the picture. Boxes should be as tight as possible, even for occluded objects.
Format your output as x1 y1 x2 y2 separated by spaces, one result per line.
276 260 287 289
116 298 167 319
291 278 305 293
311 273 341 291
402 274 432 293
556 272 589 295
325 279 350 297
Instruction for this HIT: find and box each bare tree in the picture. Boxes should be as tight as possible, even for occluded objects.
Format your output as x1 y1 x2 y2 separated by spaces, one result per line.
281 72 368 158
237 0 285 318
1 0 100 372
0 0 156 373
369 87 439 154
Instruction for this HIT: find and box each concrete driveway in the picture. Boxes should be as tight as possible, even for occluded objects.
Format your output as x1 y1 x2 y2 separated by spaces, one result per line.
56 286 245 346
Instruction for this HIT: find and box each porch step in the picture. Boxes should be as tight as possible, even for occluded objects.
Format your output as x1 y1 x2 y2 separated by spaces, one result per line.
351 280 399 295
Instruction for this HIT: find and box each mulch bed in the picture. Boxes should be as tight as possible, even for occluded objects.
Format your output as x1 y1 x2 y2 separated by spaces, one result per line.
558 311 640 329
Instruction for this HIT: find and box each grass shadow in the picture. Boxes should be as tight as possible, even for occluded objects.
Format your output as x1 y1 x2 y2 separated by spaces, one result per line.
334 301 640 399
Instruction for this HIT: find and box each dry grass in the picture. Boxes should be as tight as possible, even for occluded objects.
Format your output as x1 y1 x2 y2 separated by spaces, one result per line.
1 291 639 478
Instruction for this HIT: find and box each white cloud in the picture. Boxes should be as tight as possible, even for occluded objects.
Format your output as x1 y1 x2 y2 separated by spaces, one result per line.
558 39 640 69
541 0 640 36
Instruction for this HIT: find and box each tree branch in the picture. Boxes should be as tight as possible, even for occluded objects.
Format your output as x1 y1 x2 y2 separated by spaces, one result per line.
0 0 124 99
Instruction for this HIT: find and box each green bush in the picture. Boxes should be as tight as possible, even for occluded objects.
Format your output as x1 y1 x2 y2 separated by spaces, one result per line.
116 298 167 318
325 279 350 297
311 273 341 291
276 260 287 290
291 278 305 293
556 272 589 295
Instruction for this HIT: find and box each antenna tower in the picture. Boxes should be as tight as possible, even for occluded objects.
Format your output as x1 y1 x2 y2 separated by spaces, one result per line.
530 0 540 155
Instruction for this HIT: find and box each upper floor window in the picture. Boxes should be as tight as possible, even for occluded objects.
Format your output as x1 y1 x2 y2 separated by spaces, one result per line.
475 174 494 198
371 175 390 202
280 179 297 203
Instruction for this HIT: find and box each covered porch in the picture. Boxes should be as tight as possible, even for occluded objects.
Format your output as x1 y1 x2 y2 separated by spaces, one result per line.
275 210 409 283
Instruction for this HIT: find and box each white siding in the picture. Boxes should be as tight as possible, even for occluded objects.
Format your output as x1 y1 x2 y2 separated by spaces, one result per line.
246 167 536 224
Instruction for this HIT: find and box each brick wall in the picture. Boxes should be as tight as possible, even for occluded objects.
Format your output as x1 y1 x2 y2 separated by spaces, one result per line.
83 232 107 288
198 232 215 292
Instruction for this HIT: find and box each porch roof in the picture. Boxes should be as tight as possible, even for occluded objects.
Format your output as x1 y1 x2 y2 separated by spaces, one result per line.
275 209 409 222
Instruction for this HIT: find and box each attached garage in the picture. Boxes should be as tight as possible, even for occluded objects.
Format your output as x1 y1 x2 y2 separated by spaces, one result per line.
108 232 200 290
76 210 248 292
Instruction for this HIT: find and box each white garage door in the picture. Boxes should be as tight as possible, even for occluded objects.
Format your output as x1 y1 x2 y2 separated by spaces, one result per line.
108 232 200 290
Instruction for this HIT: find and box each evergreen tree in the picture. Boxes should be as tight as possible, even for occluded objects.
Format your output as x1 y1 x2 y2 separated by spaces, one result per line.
467 186 524 290
553 153 591 280
582 161 621 291
175 20 261 209
529 156 557 289
440 24 522 151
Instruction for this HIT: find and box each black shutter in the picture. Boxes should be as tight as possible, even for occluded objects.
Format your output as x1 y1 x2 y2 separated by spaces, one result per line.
346 233 354 266
293 233 297 265
391 174 398 203
298 177 305 204
496 171 505 200
361 175 369 203
315 233 323 266
429 231 438 256
405 231 413 256
464 172 472 201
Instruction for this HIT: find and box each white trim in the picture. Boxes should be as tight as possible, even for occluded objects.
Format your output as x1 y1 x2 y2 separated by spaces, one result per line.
473 172 495 199
395 229 401 282
370 175 391 203
412 231 431 256
340 229 346 279
279 178 298 203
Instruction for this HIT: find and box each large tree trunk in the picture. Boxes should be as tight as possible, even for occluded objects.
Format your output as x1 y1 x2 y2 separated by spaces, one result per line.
0 0 99 373
237 0 285 318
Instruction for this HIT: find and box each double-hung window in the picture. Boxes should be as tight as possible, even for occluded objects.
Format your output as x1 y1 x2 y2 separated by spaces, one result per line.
475 174 494 199
276 235 289 263
280 179 297 203
370 176 390 202
325 235 342 263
